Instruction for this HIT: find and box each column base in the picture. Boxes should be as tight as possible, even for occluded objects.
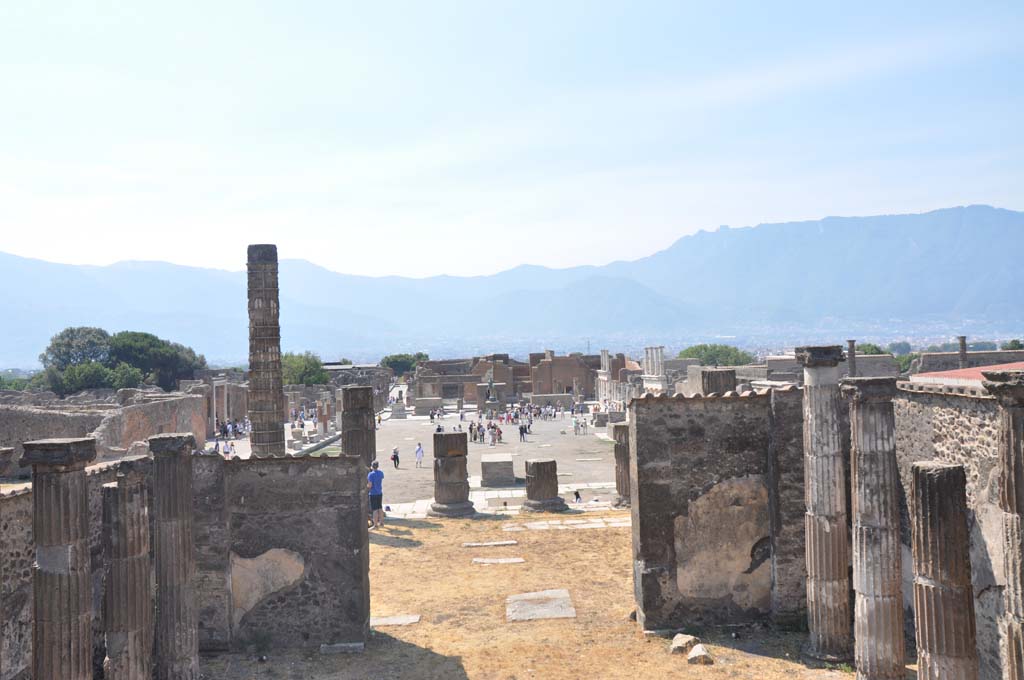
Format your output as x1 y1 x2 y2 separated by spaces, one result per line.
522 497 569 513
427 501 476 518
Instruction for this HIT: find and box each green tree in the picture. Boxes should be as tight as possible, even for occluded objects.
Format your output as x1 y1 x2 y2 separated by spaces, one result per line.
856 343 886 355
109 362 144 389
894 352 919 374
39 326 111 370
380 352 428 377
1002 339 1024 350
62 361 113 393
108 331 207 390
677 344 754 367
0 375 29 390
282 351 329 385
886 341 912 356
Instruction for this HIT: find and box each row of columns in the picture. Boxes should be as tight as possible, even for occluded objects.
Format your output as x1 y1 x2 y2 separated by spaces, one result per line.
642 346 665 377
22 434 199 680
796 347 1021 679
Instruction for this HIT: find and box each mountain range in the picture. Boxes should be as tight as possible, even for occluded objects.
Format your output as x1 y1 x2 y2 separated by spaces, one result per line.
1 205 1021 368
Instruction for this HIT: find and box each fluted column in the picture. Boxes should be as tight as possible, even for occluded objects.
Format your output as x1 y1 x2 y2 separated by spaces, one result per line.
247 244 286 457
610 422 631 507
341 386 376 467
523 458 568 513
151 434 198 680
428 433 474 517
21 437 96 680
982 370 1024 680
102 467 152 680
911 462 979 680
796 345 852 662
841 377 904 679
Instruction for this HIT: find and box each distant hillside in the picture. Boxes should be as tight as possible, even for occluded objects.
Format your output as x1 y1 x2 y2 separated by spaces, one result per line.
1 205 1021 367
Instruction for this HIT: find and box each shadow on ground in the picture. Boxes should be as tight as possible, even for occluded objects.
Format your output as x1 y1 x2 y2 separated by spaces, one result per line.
200 633 469 680
676 625 916 678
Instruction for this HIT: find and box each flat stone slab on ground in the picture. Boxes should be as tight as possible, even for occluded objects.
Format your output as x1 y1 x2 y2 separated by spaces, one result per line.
370 614 421 627
462 540 518 548
506 589 576 622
473 557 525 565
575 458 602 461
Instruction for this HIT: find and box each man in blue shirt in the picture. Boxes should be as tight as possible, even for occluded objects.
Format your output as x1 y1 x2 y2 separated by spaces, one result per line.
367 460 385 529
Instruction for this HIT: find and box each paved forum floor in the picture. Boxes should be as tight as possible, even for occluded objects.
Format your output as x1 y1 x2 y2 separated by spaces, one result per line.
367 408 618 506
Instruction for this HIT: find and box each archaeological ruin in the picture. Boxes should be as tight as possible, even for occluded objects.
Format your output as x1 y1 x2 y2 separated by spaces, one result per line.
3 241 1024 679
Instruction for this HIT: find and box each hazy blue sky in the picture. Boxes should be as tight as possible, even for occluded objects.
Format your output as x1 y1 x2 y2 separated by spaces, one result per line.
1 1 1021 277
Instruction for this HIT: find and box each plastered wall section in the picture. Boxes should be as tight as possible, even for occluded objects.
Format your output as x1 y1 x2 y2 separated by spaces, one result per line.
629 391 780 631
192 454 370 652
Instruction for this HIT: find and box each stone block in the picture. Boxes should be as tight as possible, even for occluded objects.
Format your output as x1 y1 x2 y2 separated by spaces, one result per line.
20 437 97 468
481 453 515 487
506 589 576 622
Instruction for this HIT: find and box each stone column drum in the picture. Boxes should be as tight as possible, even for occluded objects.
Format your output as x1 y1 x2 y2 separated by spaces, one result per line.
982 370 1024 680
102 468 152 680
151 434 199 680
341 386 376 467
20 437 97 680
610 422 631 507
522 458 568 512
428 433 475 517
795 345 852 662
247 244 286 457
910 462 979 680
841 377 905 680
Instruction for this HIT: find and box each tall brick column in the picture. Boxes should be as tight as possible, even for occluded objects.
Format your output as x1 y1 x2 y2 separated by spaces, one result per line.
610 422 631 507
247 244 286 457
522 458 568 512
428 433 474 517
841 377 904 679
102 466 152 680
341 386 376 467
21 437 96 680
910 462 979 680
151 434 199 680
983 370 1024 680
795 345 851 662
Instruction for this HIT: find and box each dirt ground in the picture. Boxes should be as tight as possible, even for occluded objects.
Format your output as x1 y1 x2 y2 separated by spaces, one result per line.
200 509 916 680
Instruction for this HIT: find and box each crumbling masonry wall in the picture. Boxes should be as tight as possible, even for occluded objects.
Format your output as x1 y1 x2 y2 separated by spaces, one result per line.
193 454 370 652
629 389 804 630
894 383 1002 680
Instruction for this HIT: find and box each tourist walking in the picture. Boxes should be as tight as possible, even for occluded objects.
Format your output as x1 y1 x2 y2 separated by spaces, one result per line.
415 442 424 468
391 446 400 469
367 461 385 529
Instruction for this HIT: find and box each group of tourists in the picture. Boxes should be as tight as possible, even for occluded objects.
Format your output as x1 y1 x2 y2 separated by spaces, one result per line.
215 416 251 440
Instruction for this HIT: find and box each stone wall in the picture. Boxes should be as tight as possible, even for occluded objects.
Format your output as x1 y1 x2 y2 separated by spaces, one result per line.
92 395 207 459
0 405 109 463
893 383 1002 680
629 390 803 630
0 460 123 680
193 454 370 652
915 349 1024 374
0 395 206 472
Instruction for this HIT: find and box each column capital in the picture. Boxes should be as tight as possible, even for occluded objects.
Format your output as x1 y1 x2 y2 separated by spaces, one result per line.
20 437 96 468
840 376 898 402
795 345 846 368
247 243 278 263
148 433 196 457
982 370 1024 407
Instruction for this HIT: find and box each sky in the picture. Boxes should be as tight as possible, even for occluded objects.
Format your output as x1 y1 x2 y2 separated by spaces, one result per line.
1 1 1022 277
